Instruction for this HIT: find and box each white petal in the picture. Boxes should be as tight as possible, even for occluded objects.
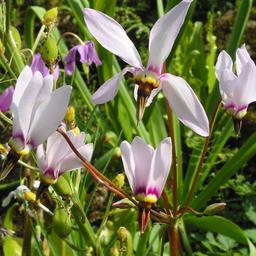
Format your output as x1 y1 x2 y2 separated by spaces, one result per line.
120 140 135 192
28 86 72 147
58 143 93 174
234 61 256 105
215 50 233 81
147 0 192 73
36 75 54 106
131 136 154 190
12 71 43 139
236 45 252 75
161 74 209 137
92 67 132 104
12 66 33 105
36 144 46 171
149 137 172 196
84 8 143 69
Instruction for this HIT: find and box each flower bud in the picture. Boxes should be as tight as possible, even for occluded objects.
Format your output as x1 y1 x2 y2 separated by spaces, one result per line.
65 105 76 123
203 203 226 215
110 246 119 256
52 175 73 197
10 26 22 49
52 208 72 238
0 39 5 55
113 174 125 189
40 36 58 65
24 191 36 202
103 131 118 146
43 7 58 27
117 227 128 242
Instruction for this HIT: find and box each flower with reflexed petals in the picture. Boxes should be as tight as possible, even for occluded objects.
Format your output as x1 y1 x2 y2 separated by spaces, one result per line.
84 0 209 137
37 128 93 184
216 45 256 123
0 86 14 113
0 66 71 181
121 136 172 204
120 136 172 231
64 41 102 75
31 53 59 80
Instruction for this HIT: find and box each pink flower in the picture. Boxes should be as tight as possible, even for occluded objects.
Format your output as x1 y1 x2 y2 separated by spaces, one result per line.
37 129 93 183
120 136 172 204
215 45 256 120
84 1 209 137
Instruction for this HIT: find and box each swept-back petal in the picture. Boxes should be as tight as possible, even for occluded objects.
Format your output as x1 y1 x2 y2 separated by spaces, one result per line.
12 66 33 105
131 137 154 191
147 0 192 73
28 86 72 147
0 86 14 112
120 140 135 192
234 61 256 105
161 74 209 137
84 8 143 68
36 144 46 171
236 45 252 75
92 67 133 104
58 143 93 174
13 71 43 139
215 50 233 81
149 137 172 197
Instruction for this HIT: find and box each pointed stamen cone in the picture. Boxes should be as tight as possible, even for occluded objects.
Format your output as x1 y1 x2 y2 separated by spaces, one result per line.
136 87 150 123
232 118 242 136
36 181 50 200
138 203 151 233
0 149 20 181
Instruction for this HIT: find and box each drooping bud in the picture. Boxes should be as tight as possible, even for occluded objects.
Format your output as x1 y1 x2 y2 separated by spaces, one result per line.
110 246 120 256
52 175 73 198
0 39 5 55
203 203 226 216
43 7 58 28
117 227 128 242
113 174 125 189
103 131 118 146
65 105 76 123
40 35 58 65
52 208 72 238
10 26 21 49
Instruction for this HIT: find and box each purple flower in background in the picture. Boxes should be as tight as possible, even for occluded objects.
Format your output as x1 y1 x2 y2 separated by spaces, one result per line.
64 41 102 75
215 45 256 120
0 86 14 112
10 66 72 155
83 1 209 137
31 53 59 80
120 136 172 204
37 128 93 183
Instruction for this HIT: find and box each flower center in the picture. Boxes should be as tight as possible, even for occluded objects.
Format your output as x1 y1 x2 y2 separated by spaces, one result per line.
134 186 159 204
134 70 160 91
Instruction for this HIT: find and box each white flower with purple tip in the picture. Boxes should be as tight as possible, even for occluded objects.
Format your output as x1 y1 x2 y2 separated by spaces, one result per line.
0 86 14 113
36 129 93 183
10 66 72 155
215 45 256 120
64 41 102 75
120 136 172 204
84 0 209 137
31 53 59 80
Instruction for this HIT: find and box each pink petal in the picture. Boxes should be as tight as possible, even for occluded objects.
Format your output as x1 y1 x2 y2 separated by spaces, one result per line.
147 0 192 74
92 67 133 104
215 50 233 81
161 73 209 137
236 44 252 75
84 8 143 69
149 137 172 197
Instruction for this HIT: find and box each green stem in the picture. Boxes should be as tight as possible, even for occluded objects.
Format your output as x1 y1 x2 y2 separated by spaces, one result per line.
22 212 32 256
32 25 45 53
5 0 12 35
0 111 12 124
182 98 221 211
0 53 17 79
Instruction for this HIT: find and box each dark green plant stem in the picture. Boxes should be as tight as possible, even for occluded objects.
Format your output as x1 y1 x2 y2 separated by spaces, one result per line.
182 98 221 212
0 54 17 79
5 0 11 35
22 212 32 256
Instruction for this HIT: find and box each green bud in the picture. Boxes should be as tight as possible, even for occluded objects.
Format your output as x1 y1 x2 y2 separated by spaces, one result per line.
117 227 128 242
103 131 118 146
43 7 58 27
41 36 58 65
110 246 119 256
0 39 5 55
53 208 72 238
203 203 226 216
113 174 125 189
10 26 22 49
52 175 73 197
